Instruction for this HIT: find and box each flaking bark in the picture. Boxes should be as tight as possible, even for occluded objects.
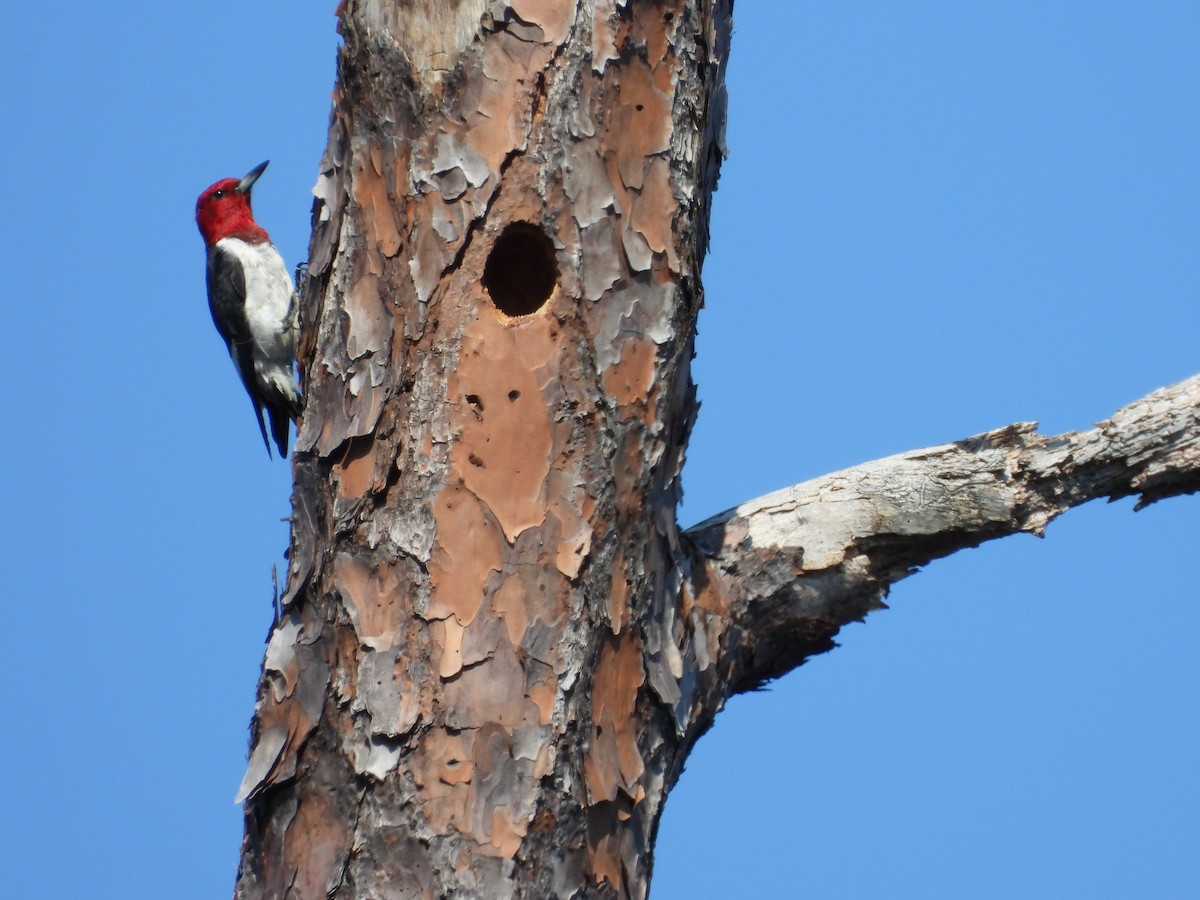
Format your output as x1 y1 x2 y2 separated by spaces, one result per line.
238 2 729 897
234 3 1199 898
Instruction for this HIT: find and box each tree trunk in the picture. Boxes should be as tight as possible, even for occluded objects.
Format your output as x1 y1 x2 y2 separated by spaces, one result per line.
236 2 730 896
234 3 1200 898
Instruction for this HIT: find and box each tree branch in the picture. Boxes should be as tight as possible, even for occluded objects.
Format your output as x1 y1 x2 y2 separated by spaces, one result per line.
686 375 1200 692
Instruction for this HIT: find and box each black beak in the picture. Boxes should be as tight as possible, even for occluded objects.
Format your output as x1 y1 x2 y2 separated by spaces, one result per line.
237 160 270 194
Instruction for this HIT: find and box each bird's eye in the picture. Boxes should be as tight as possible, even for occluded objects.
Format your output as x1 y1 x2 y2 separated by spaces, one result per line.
213 189 225 198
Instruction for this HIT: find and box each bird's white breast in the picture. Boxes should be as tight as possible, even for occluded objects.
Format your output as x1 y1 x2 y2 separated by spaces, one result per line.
216 237 296 359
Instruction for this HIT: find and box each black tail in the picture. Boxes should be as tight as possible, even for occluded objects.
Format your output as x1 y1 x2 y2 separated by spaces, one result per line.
250 398 273 458
267 393 303 458
268 406 291 458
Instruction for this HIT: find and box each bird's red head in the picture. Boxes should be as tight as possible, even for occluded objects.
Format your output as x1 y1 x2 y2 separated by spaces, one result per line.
195 160 272 246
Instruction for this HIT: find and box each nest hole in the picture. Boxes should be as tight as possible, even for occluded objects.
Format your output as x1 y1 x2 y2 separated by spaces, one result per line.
483 222 558 317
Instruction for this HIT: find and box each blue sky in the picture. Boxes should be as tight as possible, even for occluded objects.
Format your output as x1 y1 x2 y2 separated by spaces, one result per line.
3 3 1197 898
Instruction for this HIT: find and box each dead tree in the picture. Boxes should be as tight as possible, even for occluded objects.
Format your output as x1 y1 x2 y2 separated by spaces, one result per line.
233 2 1200 897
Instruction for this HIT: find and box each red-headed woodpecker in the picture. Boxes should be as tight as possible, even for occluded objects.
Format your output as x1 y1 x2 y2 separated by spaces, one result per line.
195 160 301 458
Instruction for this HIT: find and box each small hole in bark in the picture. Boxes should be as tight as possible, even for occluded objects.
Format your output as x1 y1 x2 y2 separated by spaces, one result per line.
508 390 520 402
465 394 484 421
636 104 644 112
483 222 557 317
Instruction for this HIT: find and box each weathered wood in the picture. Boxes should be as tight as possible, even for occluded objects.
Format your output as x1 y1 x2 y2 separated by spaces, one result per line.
237 2 731 897
233 3 1199 898
687 375 1200 692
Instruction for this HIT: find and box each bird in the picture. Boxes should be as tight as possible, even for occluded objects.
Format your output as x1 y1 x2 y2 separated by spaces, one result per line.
195 160 302 458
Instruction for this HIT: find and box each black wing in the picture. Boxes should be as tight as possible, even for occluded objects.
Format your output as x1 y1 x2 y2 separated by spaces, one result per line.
206 245 273 456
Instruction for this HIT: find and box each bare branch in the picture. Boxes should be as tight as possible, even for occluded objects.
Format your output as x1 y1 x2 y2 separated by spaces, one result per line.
687 375 1200 692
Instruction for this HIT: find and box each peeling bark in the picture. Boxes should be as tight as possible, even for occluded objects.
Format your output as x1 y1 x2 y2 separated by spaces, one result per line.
233 3 1199 898
238 2 729 897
